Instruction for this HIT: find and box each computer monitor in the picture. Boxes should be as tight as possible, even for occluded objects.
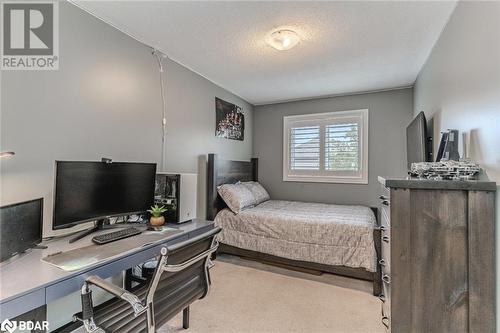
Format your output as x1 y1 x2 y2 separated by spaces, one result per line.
1 198 43 262
53 161 156 230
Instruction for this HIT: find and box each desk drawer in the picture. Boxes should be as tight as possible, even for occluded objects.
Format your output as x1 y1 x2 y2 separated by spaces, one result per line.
0 288 45 321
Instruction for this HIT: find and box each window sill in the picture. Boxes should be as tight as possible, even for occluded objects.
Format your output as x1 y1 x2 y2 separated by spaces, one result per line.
283 175 368 184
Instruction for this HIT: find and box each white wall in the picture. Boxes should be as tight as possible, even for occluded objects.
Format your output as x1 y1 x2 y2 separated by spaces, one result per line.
0 2 253 238
413 1 500 327
414 2 499 181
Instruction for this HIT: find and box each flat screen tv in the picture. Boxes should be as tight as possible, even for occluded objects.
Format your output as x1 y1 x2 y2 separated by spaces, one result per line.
1 198 43 262
53 161 156 229
406 111 430 169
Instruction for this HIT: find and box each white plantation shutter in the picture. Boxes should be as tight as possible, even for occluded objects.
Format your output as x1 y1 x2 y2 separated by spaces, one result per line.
290 126 320 170
325 122 359 171
283 109 368 184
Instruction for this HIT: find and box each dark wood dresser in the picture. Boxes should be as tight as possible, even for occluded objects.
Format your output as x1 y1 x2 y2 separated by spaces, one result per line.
377 177 496 332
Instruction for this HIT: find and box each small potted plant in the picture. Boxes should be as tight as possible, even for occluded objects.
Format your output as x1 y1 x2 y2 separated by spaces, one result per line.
148 204 168 226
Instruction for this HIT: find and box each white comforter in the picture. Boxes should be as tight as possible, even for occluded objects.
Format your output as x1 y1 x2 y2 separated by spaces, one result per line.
215 200 377 272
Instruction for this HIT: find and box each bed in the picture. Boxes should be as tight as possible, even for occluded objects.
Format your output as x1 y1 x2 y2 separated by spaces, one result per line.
206 154 382 295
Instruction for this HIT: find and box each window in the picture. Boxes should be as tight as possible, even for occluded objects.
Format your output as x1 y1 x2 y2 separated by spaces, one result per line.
283 109 368 184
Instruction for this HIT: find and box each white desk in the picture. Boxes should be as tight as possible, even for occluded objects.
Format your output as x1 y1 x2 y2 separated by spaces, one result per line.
0 219 214 321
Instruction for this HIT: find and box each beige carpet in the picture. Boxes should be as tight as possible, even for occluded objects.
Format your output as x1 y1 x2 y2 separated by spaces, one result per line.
159 256 384 333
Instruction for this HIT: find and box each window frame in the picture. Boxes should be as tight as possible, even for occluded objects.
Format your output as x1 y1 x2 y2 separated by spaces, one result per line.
283 109 369 184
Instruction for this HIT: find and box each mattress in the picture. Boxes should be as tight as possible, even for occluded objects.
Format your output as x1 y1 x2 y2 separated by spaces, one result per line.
215 200 377 272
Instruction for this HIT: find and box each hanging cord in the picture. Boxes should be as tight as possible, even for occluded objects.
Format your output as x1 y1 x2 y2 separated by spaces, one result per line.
152 49 167 172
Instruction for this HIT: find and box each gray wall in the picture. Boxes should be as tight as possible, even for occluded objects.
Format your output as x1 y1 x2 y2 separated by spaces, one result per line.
253 88 413 207
1 2 252 330
0 1 253 239
413 1 500 323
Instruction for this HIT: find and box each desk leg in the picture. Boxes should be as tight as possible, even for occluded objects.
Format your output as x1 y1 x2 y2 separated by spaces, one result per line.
124 268 133 291
182 306 190 329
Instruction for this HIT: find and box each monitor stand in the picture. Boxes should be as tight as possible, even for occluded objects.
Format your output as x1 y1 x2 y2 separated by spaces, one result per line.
68 219 109 243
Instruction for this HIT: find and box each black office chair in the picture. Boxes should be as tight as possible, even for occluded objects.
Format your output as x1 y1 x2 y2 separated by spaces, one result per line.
74 227 221 333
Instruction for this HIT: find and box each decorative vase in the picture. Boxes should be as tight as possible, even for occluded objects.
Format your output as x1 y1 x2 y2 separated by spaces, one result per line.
150 216 165 226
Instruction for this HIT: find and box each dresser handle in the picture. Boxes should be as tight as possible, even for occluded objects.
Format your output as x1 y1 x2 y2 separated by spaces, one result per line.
380 225 387 231
382 235 390 243
379 195 388 200
382 200 390 206
382 274 391 284
379 259 386 267
381 316 390 329
379 294 386 302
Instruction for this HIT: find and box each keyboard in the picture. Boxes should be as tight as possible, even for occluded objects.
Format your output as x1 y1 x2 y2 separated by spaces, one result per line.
92 227 142 245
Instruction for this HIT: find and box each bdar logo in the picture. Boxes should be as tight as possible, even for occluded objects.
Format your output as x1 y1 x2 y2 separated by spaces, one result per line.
1 319 17 333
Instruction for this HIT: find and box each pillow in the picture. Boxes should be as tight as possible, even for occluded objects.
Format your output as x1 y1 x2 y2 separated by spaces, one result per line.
217 183 256 214
241 181 270 205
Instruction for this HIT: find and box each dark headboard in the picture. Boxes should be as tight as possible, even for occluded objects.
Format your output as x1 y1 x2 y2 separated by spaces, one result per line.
206 154 258 220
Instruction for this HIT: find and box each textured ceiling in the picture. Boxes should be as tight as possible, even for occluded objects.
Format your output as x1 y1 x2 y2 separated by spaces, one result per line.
74 1 457 105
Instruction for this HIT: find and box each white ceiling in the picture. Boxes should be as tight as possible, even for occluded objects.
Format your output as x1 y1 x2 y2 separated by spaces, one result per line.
74 1 457 105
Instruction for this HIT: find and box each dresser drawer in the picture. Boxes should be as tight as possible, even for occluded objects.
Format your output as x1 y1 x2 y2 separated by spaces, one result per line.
378 187 390 228
381 279 391 331
380 230 391 274
381 205 390 226
379 183 390 200
380 202 390 227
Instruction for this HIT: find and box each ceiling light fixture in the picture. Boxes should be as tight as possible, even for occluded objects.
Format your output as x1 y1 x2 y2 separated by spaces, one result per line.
0 151 15 158
267 29 300 51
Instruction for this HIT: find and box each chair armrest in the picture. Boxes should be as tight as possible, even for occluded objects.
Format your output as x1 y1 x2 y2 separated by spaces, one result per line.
85 275 146 316
86 276 126 297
